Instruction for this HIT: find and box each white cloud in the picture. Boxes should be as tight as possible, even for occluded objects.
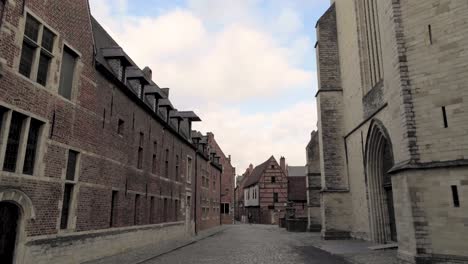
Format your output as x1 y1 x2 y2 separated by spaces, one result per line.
89 0 318 171
276 8 303 34
193 101 317 170
187 0 259 26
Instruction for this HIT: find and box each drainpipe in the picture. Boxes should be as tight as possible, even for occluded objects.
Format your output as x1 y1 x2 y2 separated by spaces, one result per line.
0 0 5 31
219 164 222 226
194 152 198 235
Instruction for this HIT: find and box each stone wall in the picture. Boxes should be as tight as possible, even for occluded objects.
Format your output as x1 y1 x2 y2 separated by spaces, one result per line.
23 222 187 264
318 0 468 262
305 131 321 231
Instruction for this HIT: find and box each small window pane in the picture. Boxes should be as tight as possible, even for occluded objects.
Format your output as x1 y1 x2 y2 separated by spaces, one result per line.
110 191 118 227
24 15 40 42
36 52 51 86
19 42 35 78
137 147 143 169
66 150 78 181
23 119 42 175
0 108 5 138
60 183 73 229
59 47 77 100
117 119 124 135
41 28 55 52
3 113 25 172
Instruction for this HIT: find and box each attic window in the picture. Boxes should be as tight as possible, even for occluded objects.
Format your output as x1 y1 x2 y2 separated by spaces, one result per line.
271 165 275 169
117 119 124 135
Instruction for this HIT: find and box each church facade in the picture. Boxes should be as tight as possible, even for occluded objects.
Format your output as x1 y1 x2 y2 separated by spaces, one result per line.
315 1 468 263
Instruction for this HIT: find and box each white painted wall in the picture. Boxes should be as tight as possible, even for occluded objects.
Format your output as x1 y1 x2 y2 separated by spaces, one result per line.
244 185 259 207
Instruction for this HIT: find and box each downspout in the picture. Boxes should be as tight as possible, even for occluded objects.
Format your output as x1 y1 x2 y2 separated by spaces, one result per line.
194 152 198 235
22 0 26 14
219 165 222 226
0 0 6 30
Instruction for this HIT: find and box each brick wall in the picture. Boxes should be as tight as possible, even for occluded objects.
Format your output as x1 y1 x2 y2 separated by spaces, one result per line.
207 132 235 224
0 0 223 262
257 159 287 225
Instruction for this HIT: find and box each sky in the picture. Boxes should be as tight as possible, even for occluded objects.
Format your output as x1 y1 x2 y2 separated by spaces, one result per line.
89 0 330 173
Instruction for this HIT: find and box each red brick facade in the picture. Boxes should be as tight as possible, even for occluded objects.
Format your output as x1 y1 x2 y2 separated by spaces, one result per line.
243 157 287 225
0 0 224 262
207 132 235 224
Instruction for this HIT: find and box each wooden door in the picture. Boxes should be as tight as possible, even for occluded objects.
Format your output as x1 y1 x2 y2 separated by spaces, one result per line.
0 202 19 264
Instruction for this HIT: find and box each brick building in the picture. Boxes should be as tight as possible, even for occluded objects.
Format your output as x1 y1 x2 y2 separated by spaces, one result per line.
0 1 224 263
305 130 321 232
286 166 307 218
234 164 252 222
234 164 253 222
207 132 235 225
243 156 287 225
315 1 468 263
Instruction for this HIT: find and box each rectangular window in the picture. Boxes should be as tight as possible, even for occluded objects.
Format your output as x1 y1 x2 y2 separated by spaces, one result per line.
150 196 155 224
0 108 5 135
151 141 157 174
451 185 460 208
163 198 168 222
134 194 140 225
165 149 169 178
442 106 448 128
186 156 192 183
117 119 124 135
137 148 143 169
60 183 73 229
36 52 52 86
358 0 383 91
273 193 279 203
175 155 179 181
19 43 35 78
20 14 56 86
271 176 276 183
221 203 230 214
66 150 79 181
24 14 40 41
137 132 144 169
174 200 178 221
41 28 55 52
22 119 42 175
110 190 118 227
3 113 25 172
58 46 77 99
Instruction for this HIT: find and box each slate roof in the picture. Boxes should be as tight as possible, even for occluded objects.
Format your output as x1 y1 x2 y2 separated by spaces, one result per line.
288 176 307 201
243 156 275 188
179 111 202 121
158 99 174 109
287 166 307 177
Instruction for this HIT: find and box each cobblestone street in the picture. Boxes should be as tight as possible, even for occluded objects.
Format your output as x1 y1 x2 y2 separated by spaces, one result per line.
143 225 349 264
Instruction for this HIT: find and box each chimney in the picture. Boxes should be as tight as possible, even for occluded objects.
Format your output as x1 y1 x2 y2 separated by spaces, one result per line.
280 156 286 172
143 66 152 80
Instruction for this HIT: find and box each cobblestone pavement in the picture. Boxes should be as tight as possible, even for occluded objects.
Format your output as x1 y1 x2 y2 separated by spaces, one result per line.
143 224 349 264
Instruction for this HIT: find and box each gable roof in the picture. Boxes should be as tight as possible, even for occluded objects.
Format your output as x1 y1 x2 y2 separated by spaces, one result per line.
243 156 275 188
287 166 307 177
288 176 307 201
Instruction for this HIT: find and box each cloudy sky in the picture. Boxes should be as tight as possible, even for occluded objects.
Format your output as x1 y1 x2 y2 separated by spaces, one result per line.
89 0 330 173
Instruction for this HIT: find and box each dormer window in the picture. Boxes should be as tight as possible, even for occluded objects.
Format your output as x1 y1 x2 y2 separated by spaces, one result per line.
19 14 56 86
101 47 131 84
107 59 125 81
125 67 149 99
